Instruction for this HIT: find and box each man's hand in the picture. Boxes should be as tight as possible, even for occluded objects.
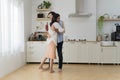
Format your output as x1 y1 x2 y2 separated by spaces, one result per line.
63 29 65 33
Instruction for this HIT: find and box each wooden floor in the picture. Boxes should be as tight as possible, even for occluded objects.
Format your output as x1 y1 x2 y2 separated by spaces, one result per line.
1 64 120 80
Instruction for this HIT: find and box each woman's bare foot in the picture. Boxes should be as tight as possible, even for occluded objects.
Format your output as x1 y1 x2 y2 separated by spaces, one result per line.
50 70 55 73
39 66 43 71
38 65 42 69
43 66 50 70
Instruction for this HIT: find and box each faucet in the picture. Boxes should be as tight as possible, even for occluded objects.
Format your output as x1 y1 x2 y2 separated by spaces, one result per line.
104 33 109 41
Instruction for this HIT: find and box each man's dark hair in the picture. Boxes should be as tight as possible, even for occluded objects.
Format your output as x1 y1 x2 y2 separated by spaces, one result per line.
48 11 56 16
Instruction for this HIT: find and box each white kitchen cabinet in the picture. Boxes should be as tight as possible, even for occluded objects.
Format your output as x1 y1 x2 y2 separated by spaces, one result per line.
63 41 78 63
27 41 47 62
87 42 101 63
115 42 120 64
100 46 117 64
77 42 89 63
69 42 78 63
63 41 87 63
27 41 59 63
63 41 80 63
62 42 70 63
26 41 119 64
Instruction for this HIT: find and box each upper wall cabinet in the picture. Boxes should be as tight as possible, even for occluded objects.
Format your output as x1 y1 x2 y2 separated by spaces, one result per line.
69 0 92 17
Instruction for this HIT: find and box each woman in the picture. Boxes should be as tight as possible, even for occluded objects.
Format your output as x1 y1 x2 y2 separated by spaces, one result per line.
39 13 65 73
45 11 56 31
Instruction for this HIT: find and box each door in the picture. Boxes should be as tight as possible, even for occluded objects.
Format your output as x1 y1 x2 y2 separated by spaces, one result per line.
100 46 117 64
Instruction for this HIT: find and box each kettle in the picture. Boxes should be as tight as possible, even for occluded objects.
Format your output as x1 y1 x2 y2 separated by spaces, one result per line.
115 23 120 32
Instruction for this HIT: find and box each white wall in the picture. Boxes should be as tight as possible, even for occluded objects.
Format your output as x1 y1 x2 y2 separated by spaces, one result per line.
24 0 32 41
31 0 120 41
97 0 120 40
0 54 25 78
0 0 32 78
24 0 32 62
32 0 97 41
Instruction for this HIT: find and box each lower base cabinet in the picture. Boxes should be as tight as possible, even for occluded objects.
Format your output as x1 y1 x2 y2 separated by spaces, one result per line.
87 42 101 63
62 42 70 63
27 41 120 64
27 41 47 62
100 47 117 64
77 42 89 63
116 42 120 64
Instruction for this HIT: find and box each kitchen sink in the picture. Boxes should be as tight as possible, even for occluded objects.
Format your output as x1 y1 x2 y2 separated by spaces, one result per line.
101 41 114 46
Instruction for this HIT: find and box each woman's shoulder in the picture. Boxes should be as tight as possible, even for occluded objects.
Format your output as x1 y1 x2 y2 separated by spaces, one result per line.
53 22 60 28
53 22 59 25
53 22 59 24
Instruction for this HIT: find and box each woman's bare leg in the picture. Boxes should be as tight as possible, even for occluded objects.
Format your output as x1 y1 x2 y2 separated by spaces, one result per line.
39 57 47 70
43 59 50 70
50 59 55 73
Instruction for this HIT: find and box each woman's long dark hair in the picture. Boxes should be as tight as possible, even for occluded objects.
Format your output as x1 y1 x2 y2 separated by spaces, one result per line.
50 13 60 26
48 11 56 16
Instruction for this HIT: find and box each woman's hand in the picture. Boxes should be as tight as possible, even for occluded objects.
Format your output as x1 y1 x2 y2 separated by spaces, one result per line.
54 28 58 32
46 32 51 38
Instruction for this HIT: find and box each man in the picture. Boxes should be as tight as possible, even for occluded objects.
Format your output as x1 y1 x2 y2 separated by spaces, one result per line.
47 12 65 72
56 13 65 72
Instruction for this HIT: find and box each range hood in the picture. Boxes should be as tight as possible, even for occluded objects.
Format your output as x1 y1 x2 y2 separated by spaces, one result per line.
69 13 92 17
69 0 92 17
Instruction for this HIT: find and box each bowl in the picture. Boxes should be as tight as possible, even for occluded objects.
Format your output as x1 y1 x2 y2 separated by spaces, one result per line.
101 41 114 46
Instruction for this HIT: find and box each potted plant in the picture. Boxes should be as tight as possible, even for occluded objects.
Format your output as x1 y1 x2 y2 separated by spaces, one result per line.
38 3 44 9
43 0 51 9
97 15 105 41
97 16 105 34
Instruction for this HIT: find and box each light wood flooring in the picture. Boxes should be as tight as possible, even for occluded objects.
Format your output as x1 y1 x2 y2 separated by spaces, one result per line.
1 64 120 80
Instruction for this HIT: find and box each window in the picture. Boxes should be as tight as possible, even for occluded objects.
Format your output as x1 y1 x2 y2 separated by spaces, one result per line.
0 0 24 56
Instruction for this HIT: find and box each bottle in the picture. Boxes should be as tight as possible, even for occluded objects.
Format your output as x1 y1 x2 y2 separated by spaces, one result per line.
45 22 48 31
97 34 102 41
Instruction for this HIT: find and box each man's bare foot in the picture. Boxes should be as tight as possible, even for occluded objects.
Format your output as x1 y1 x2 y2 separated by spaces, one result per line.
58 69 62 72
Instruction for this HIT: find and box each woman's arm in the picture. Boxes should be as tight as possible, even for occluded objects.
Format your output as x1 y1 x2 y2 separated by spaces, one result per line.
53 22 65 33
46 31 51 38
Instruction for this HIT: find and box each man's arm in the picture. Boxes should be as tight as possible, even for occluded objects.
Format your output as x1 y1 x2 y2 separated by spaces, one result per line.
61 21 65 33
54 22 65 33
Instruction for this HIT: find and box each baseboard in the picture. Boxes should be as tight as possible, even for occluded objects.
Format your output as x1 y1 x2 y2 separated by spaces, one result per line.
26 62 118 65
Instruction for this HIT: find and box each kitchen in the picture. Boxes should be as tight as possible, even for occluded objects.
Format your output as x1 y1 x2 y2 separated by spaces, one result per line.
1 0 120 80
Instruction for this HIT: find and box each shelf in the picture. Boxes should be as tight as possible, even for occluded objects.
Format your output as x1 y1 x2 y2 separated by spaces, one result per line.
36 18 50 21
35 31 47 33
36 9 51 12
104 19 120 21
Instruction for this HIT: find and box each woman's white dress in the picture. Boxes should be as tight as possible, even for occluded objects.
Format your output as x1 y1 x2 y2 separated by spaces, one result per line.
45 22 64 59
